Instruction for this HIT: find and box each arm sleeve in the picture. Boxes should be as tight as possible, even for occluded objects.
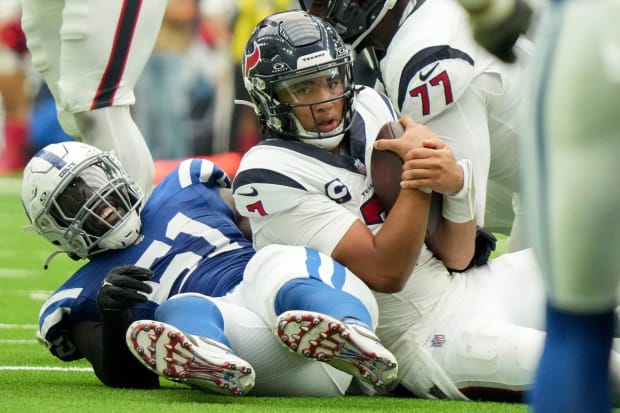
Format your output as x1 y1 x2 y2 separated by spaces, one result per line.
74 310 159 389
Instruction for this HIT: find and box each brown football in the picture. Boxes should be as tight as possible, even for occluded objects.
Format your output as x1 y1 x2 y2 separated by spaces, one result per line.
371 120 442 234
371 121 405 212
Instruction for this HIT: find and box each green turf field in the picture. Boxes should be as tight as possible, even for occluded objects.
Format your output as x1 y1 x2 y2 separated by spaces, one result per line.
0 175 597 412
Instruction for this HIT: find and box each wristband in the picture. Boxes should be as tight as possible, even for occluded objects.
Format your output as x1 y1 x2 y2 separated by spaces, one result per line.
442 159 475 223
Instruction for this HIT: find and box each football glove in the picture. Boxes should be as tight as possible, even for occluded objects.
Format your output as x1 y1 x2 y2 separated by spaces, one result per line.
96 265 153 313
460 0 533 63
468 227 497 269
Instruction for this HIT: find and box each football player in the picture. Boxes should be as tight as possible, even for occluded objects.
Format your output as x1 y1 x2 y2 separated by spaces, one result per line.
301 0 533 252
232 10 620 402
459 0 620 411
20 0 166 196
22 141 397 395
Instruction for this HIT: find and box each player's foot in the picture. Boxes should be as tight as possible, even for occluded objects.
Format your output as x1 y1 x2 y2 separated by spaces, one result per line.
274 310 398 388
126 320 255 395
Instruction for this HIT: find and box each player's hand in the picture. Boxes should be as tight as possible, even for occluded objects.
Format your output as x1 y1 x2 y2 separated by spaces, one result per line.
373 117 429 161
468 227 497 269
96 265 153 312
400 139 463 194
467 0 533 63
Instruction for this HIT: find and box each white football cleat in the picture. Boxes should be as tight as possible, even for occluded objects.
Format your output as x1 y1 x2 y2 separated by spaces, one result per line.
126 320 255 395
274 310 398 388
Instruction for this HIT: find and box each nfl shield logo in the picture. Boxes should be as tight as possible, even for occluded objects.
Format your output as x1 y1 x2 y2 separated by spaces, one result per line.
431 334 446 347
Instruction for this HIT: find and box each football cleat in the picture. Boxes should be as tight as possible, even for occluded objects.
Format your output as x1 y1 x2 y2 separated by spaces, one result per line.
126 320 255 395
274 310 398 388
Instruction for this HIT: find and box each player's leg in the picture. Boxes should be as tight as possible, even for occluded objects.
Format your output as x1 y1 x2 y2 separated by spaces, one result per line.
55 0 168 196
126 293 255 395
525 1 620 411
232 244 398 388
140 292 353 396
210 295 353 396
391 249 546 401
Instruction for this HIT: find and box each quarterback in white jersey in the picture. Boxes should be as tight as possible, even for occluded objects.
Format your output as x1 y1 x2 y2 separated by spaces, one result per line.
302 0 533 251
233 10 620 402
23 140 395 395
20 0 167 195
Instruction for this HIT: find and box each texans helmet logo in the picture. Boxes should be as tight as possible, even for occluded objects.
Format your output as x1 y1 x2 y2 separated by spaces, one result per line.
244 41 261 78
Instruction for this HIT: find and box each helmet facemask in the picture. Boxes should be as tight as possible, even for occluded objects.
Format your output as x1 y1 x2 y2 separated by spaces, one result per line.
243 10 356 150
272 64 355 150
23 143 143 260
46 159 142 256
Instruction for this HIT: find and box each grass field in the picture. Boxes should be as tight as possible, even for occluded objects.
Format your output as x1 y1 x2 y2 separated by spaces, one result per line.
0 175 599 412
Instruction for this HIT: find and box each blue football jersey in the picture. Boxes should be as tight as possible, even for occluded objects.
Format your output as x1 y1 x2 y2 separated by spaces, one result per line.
38 159 255 361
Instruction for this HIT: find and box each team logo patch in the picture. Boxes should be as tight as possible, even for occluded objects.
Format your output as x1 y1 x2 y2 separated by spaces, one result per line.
325 179 351 204
244 41 261 78
430 334 446 347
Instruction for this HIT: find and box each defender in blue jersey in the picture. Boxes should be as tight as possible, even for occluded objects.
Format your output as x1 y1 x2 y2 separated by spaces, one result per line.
22 141 397 396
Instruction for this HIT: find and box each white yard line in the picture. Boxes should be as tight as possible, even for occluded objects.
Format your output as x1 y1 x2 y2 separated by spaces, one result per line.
0 339 38 344
0 323 38 329
0 366 93 372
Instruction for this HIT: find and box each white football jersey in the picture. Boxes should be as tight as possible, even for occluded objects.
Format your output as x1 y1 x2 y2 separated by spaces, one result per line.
232 84 554 400
233 87 402 253
379 0 533 237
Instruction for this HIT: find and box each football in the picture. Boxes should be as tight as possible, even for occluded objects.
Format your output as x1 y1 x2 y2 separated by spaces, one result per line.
371 120 442 234
371 121 405 212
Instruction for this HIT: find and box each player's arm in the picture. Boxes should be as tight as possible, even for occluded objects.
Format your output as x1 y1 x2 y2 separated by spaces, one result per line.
332 118 433 293
219 187 253 240
389 126 477 271
73 265 159 388
71 319 159 389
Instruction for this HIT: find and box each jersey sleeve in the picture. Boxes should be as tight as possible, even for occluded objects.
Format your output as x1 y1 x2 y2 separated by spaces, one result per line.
232 145 360 256
233 145 316 217
38 275 99 361
163 158 231 190
251 194 358 255
380 0 480 123
386 45 476 123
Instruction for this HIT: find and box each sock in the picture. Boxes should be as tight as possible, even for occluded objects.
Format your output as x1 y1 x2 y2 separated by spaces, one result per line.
154 295 231 347
274 278 373 330
529 304 614 413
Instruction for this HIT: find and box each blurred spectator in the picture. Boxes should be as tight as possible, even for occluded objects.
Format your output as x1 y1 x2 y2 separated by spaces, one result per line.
196 0 236 155
0 0 30 174
133 0 206 159
134 0 295 160
199 0 295 155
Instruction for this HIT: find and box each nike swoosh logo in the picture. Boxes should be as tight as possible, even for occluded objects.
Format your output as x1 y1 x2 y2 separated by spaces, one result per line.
419 63 439 82
237 186 258 196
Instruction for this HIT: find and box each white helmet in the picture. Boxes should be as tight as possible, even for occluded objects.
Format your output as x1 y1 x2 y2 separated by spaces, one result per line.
21 141 144 259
